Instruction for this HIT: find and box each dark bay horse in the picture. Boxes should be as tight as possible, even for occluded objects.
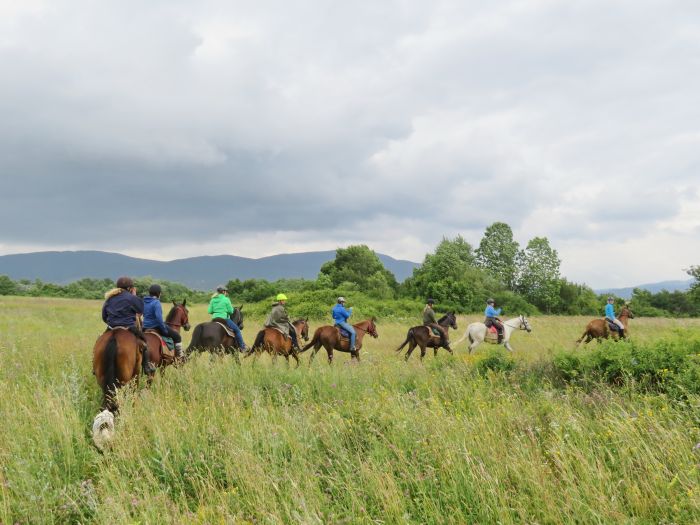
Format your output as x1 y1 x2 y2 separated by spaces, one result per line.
576 307 633 345
301 318 378 364
144 300 191 370
92 328 142 412
246 319 310 366
187 306 244 356
396 312 458 361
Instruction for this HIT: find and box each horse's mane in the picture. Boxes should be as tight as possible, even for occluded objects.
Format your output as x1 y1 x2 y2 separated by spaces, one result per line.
165 305 179 323
437 313 451 323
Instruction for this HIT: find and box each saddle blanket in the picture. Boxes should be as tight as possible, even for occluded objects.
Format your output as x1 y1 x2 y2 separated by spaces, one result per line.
212 319 237 338
336 326 352 339
144 330 175 350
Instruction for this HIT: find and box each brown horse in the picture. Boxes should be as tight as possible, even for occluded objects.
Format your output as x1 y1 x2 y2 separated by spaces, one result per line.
395 312 458 361
246 319 310 366
576 307 634 345
143 300 191 371
92 328 143 412
187 306 244 357
301 318 378 364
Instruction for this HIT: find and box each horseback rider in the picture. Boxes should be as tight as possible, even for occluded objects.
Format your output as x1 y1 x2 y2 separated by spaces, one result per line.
143 284 183 359
332 297 356 352
605 296 626 338
264 293 301 351
208 285 247 351
423 298 451 349
484 298 504 344
102 276 156 375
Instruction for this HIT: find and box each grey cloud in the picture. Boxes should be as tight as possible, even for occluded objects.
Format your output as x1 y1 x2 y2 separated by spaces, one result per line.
1 0 700 285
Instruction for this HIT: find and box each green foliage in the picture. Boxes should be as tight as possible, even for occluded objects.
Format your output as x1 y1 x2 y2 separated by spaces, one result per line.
475 349 516 376
0 275 19 295
319 245 398 298
475 222 519 289
558 279 599 315
515 237 561 313
550 335 700 397
631 287 699 317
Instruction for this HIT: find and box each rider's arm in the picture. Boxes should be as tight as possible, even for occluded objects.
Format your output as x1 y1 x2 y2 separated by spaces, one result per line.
156 301 169 333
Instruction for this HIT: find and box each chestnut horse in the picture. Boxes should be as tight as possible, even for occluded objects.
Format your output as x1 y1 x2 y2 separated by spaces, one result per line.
246 319 310 366
187 306 244 356
301 318 378 364
92 328 143 412
576 307 634 345
144 300 191 371
395 312 458 361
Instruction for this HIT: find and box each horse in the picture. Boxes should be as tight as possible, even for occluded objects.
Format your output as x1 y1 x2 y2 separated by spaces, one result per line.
92 327 143 413
300 318 379 364
246 319 310 366
186 306 245 356
143 300 191 371
395 312 458 361
453 315 532 353
576 307 633 345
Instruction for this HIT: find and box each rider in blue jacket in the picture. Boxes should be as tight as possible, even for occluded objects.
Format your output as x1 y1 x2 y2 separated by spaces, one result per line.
143 284 183 358
332 297 356 351
484 298 504 344
605 296 626 338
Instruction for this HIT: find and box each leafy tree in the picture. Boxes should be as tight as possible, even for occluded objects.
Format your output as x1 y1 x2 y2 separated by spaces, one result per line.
319 245 398 294
515 237 561 312
557 278 598 315
0 275 18 295
475 222 519 289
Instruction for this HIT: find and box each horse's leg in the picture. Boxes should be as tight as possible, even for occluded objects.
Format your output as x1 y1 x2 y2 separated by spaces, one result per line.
419 343 427 361
326 344 334 365
504 341 513 352
469 340 479 354
292 351 300 368
405 340 417 361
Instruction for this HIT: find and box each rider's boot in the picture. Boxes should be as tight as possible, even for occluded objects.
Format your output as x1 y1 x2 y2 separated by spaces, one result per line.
174 342 184 359
142 347 156 375
497 332 503 344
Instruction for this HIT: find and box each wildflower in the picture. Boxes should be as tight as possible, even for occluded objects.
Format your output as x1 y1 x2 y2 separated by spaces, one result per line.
692 442 700 452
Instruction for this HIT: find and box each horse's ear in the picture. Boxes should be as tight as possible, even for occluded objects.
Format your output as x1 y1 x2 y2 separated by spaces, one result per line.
239 304 244 310
182 298 186 306
173 300 177 306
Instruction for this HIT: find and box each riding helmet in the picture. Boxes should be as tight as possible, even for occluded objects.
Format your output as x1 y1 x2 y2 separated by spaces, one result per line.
486 298 495 304
607 296 615 301
116 276 134 289
148 284 162 296
426 298 435 304
216 285 228 293
337 296 346 303
276 293 288 301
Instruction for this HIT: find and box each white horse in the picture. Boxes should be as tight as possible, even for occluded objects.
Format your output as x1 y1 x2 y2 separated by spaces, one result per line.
453 315 532 353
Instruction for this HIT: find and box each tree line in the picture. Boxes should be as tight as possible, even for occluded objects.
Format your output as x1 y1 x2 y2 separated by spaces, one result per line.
1 223 699 318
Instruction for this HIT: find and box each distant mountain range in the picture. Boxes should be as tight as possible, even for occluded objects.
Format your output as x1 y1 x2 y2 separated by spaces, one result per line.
0 250 420 290
594 280 694 300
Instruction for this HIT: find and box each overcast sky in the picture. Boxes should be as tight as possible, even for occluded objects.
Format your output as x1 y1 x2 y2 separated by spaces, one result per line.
1 0 699 288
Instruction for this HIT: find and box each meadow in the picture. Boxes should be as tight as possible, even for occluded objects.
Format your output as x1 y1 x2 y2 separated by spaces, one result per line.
1 296 700 524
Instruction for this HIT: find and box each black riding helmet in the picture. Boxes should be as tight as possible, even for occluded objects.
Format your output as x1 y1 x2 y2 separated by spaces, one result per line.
426 298 435 304
148 284 162 297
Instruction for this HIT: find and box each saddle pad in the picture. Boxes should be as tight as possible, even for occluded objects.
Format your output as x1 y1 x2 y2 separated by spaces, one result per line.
144 330 175 350
430 327 441 336
488 325 498 334
212 319 236 338
608 322 621 332
267 326 289 338
336 326 351 339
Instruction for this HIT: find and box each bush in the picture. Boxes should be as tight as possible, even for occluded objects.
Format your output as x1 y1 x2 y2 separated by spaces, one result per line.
476 350 516 376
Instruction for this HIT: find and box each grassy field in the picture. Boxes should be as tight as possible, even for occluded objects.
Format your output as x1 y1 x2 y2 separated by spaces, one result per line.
1 296 700 524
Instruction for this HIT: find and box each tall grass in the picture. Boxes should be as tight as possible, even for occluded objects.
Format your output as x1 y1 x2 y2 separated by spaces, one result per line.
1 296 699 523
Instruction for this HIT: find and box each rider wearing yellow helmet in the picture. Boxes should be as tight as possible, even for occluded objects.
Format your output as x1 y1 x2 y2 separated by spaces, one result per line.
264 293 300 350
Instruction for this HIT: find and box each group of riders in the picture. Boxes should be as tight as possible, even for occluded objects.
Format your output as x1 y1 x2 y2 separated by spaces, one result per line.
101 275 628 374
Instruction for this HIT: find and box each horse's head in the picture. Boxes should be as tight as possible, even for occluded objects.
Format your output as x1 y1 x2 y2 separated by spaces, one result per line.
439 311 458 330
167 299 190 331
365 317 379 338
294 318 310 341
519 315 532 332
232 305 244 330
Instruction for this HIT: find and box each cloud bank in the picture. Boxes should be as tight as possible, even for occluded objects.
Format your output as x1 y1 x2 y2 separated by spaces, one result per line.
1 0 699 287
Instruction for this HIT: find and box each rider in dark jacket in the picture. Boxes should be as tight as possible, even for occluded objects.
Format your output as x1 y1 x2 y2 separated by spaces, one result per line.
102 276 155 374
423 298 450 349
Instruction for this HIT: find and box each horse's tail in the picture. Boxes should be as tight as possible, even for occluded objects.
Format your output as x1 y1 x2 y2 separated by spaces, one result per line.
299 328 322 353
103 334 118 412
395 328 414 353
186 324 203 353
468 331 474 345
249 330 266 354
575 329 587 345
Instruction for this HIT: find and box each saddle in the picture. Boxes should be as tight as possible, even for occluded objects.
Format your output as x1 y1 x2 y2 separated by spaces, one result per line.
487 326 498 334
430 327 442 336
266 326 289 339
212 318 237 338
336 326 352 340
144 330 175 359
607 321 622 332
